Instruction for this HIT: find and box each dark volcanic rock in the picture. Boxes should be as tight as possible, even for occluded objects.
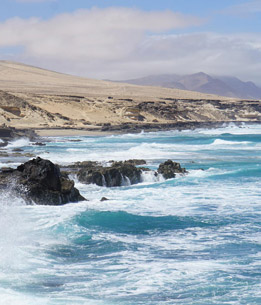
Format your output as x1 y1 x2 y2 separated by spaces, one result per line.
120 159 146 166
63 159 187 187
157 160 187 179
77 160 144 187
100 197 109 201
0 125 37 141
0 157 85 205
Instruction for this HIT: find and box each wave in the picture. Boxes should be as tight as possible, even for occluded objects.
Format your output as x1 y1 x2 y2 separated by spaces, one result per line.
6 138 31 149
210 139 251 146
198 123 261 135
75 210 213 235
141 171 165 184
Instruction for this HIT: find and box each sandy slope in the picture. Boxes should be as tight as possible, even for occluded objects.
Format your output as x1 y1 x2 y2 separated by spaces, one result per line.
0 61 260 133
0 61 226 99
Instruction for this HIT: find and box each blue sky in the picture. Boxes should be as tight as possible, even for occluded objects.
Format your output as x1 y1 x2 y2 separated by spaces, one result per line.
0 0 261 83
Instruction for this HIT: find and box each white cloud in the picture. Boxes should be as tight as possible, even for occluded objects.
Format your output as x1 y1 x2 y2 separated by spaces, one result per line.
0 8 201 61
224 0 261 15
130 32 261 83
0 7 260 84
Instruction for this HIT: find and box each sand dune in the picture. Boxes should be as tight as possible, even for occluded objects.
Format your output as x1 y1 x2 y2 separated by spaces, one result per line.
0 61 227 99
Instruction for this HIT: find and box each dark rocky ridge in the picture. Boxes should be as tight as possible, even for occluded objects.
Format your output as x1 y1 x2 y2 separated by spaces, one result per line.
76 161 144 187
0 157 85 205
64 159 186 187
0 125 37 142
157 160 187 179
0 157 187 204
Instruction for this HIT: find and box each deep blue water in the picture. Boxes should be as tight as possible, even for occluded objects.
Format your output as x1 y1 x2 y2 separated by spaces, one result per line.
0 124 260 304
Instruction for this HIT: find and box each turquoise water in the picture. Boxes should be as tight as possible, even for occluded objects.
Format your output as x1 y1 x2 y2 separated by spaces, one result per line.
0 124 260 304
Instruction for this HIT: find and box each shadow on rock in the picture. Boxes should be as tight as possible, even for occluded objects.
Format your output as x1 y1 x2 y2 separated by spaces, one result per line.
0 157 86 205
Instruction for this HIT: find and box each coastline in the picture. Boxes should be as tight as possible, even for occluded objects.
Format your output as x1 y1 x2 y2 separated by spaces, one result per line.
0 120 260 142
35 128 121 137
34 121 260 137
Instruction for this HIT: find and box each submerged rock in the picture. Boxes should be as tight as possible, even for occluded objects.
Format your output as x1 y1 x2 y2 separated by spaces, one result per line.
157 160 187 179
0 157 85 205
33 142 46 146
100 197 109 201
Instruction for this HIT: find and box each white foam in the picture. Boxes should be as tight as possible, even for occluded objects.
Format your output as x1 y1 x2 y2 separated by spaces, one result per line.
211 139 251 146
1 125 260 303
141 170 165 183
198 123 261 135
6 138 30 149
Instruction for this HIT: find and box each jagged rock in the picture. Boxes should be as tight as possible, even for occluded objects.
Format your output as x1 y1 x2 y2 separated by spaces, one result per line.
62 159 187 188
100 197 109 201
0 141 8 148
33 142 46 146
77 161 144 187
157 160 187 179
0 157 85 205
0 126 37 141
114 159 146 166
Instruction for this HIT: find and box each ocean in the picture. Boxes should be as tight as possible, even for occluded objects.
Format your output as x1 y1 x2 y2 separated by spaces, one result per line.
0 123 260 305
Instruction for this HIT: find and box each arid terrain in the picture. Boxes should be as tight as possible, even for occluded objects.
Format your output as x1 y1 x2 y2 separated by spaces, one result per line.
0 61 260 136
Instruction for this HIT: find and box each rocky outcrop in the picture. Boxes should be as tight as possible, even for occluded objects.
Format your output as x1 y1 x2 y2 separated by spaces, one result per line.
77 160 143 187
0 157 85 205
64 159 187 187
0 125 37 141
157 160 187 179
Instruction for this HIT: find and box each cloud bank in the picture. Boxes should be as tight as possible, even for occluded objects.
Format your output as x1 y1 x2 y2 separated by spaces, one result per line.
0 7 260 83
225 0 261 15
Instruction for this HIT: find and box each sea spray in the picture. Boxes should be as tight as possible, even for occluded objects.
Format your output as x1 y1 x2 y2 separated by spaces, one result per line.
0 124 260 304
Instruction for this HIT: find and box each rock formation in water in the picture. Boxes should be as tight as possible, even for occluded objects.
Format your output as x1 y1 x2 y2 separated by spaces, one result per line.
0 157 85 205
64 159 187 187
77 160 143 187
0 124 37 141
157 160 187 179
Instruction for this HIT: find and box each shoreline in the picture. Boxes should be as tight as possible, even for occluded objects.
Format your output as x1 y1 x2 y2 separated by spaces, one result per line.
35 121 260 137
35 129 121 137
0 120 260 141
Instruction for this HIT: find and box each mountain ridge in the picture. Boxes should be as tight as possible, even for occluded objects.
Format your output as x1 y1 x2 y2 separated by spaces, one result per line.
115 72 261 100
0 61 260 135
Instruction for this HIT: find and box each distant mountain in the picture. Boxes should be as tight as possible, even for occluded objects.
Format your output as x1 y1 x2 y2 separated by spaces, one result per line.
117 72 261 99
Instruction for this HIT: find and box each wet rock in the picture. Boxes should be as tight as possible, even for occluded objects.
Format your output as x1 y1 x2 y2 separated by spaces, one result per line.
0 167 14 173
67 161 99 169
33 142 46 146
0 157 85 205
77 161 144 187
62 159 187 188
69 139 82 142
157 160 187 179
120 159 146 166
100 197 109 201
0 141 8 148
0 125 37 141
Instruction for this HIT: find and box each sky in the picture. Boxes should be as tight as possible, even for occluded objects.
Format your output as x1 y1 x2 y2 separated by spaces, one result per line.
0 0 261 84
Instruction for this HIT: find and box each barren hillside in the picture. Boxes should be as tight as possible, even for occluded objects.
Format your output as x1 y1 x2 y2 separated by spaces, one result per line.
0 61 260 133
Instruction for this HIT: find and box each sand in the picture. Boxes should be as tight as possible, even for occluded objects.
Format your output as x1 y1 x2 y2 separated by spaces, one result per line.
0 61 260 133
